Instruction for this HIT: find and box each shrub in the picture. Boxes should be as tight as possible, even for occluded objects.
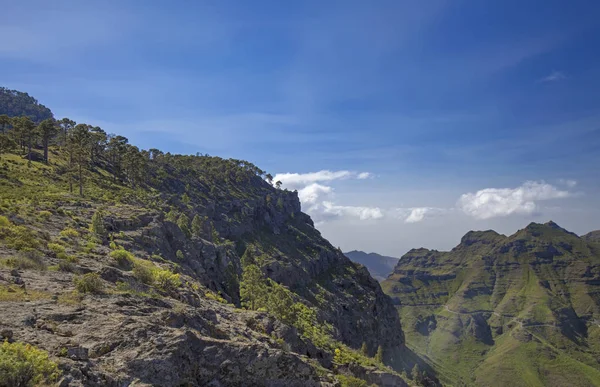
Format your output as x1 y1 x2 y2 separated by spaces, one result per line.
336 375 369 387
47 243 65 256
176 250 184 260
153 269 181 292
58 261 76 273
0 223 39 251
109 249 133 267
0 340 60 386
89 210 106 237
74 273 104 294
205 291 228 304
2 251 46 271
0 215 10 227
133 263 154 285
59 227 79 238
109 241 118 250
38 210 52 220
83 241 97 253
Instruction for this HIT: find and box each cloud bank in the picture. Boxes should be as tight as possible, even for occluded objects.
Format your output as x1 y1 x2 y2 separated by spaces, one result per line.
274 170 371 190
274 170 380 222
457 181 574 219
275 171 578 225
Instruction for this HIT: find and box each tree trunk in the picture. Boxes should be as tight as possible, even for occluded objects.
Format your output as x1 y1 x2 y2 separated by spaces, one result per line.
79 162 83 197
43 138 49 164
27 139 32 163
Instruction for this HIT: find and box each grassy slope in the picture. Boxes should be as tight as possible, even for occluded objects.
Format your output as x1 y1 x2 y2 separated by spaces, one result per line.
383 223 600 386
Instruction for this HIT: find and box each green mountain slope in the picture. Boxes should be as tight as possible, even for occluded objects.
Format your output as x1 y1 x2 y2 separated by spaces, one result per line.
382 221 600 386
345 250 400 281
0 87 53 122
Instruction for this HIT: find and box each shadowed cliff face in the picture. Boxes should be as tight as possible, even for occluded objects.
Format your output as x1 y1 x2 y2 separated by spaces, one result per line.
382 221 600 387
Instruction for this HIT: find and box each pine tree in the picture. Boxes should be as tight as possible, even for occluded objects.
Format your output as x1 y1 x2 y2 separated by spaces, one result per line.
90 210 106 238
411 364 421 382
240 264 267 310
360 342 369 356
191 214 202 236
37 119 58 164
375 345 384 364
266 281 296 325
177 213 191 238
68 124 91 196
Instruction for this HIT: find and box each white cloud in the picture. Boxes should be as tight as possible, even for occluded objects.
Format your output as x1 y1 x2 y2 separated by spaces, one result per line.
322 202 384 221
392 207 448 223
405 208 431 223
274 170 372 189
297 183 333 206
539 71 566 83
276 170 382 223
457 181 573 219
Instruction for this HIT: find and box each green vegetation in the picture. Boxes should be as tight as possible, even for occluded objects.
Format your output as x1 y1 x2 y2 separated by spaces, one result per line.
383 222 600 386
74 273 104 294
110 248 134 267
0 340 60 387
152 268 181 292
89 210 106 237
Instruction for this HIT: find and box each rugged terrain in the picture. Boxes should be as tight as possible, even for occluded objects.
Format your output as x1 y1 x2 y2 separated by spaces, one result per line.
382 221 600 386
0 89 420 386
0 151 414 386
344 251 399 282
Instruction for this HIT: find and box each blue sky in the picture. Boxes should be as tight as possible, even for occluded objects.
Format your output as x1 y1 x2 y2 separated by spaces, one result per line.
2 0 600 255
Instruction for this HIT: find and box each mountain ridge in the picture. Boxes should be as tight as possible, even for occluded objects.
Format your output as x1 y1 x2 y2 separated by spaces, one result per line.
344 250 400 281
382 220 600 386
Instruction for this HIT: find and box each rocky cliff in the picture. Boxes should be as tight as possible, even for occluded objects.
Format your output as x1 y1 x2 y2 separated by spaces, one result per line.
0 148 407 386
382 221 600 386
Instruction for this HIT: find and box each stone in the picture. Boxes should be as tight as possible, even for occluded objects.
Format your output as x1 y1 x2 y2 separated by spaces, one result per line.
67 346 89 361
0 329 13 340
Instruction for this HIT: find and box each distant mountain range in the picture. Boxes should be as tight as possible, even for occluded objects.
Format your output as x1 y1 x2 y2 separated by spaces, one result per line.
381 221 600 386
345 250 400 281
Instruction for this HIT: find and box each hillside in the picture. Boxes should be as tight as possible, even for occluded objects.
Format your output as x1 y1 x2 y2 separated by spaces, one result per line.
583 230 600 244
0 89 424 386
0 87 53 123
381 221 600 386
345 251 400 281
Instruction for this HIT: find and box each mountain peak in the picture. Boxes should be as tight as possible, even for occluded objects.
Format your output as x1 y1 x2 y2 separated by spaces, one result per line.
521 220 578 238
459 230 504 246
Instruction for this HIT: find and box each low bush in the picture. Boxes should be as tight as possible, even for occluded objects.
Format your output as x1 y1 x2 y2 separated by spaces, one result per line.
0 340 60 387
153 269 181 292
0 222 39 251
59 227 79 238
74 273 104 294
109 249 133 267
47 242 65 257
38 210 52 220
132 263 154 284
